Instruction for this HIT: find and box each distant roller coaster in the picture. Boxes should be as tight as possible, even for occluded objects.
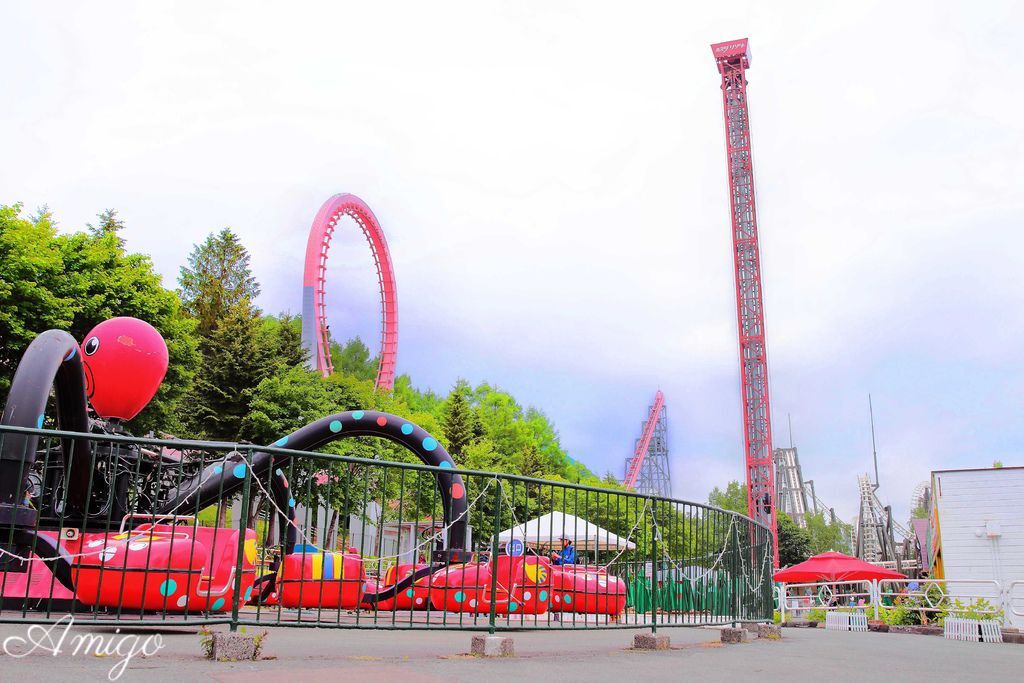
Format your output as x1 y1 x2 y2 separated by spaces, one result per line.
301 194 398 390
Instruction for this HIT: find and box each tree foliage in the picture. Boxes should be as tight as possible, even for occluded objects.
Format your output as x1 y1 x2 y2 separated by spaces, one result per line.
708 480 748 515
329 336 378 381
777 511 813 566
709 480 829 565
177 229 309 440
804 510 852 555
440 379 481 459
178 228 259 336
0 204 199 433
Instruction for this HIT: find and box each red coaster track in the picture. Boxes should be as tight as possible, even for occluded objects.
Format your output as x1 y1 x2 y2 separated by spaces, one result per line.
302 194 398 390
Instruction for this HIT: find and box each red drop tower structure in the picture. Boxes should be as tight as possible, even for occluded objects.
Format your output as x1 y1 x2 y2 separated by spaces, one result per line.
711 38 778 566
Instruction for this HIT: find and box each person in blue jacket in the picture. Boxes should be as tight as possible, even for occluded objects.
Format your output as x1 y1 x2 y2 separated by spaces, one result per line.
551 536 576 565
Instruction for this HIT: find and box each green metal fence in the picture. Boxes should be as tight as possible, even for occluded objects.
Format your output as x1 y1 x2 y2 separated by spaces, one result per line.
0 425 773 632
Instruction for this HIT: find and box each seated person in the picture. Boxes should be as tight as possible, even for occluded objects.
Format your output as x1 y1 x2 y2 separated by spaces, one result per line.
550 537 576 565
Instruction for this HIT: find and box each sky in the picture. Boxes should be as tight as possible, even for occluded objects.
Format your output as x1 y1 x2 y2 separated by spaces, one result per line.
2 1 1022 525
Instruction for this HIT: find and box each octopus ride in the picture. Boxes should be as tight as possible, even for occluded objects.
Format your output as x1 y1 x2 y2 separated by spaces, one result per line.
0 318 625 617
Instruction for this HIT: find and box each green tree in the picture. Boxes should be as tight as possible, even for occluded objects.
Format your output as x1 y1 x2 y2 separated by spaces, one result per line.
185 302 275 440
393 374 443 414
241 365 346 445
518 444 545 479
0 204 199 433
804 510 852 555
0 204 76 391
330 336 378 381
440 380 480 460
178 230 275 439
777 512 812 566
178 228 259 336
58 225 199 433
708 480 749 515
260 313 307 369
86 208 126 247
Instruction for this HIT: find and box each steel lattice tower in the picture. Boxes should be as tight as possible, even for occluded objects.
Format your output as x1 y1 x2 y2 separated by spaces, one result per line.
711 38 778 565
623 391 671 498
773 447 810 527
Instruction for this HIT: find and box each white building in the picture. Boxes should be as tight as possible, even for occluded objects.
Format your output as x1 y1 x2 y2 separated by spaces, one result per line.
928 466 1024 627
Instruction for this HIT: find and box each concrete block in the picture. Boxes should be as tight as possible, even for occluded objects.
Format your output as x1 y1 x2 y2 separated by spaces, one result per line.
471 635 515 657
757 623 782 640
632 633 671 650
890 625 943 637
208 631 265 661
721 627 750 644
1001 632 1024 645
741 622 761 634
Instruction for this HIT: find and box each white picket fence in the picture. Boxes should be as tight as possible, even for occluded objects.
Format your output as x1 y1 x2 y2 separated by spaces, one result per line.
944 617 1003 643
824 611 868 632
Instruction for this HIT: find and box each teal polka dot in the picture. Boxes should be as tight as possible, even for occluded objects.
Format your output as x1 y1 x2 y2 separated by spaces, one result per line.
275 468 283 477
406 589 414 598
213 466 223 474
454 591 465 602
401 423 414 435
439 461 453 469
352 410 364 420
244 586 253 601
36 414 44 429
509 602 518 612
539 590 548 601
329 420 342 433
232 463 247 478
274 436 288 447
158 579 177 597
288 498 295 507
211 597 225 611
422 437 438 452
564 595 572 604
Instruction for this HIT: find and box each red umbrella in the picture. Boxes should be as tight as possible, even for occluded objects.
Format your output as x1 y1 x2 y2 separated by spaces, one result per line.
773 551 906 583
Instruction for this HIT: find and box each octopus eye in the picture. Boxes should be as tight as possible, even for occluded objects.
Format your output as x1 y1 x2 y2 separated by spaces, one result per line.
84 336 100 355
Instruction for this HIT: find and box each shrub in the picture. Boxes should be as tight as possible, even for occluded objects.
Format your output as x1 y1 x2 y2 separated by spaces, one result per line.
939 598 1003 625
806 608 827 623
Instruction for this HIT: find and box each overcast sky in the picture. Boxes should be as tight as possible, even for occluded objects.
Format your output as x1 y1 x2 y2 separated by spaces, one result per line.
3 1 1022 524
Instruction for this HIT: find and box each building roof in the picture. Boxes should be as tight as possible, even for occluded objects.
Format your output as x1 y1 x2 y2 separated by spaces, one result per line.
931 465 1023 475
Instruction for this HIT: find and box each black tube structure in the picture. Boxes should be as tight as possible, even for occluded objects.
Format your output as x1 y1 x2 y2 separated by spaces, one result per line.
0 330 91 525
158 410 468 555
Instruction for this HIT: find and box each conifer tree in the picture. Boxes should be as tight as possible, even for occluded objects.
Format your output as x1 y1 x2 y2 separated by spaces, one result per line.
179 228 259 336
441 380 480 460
178 229 272 439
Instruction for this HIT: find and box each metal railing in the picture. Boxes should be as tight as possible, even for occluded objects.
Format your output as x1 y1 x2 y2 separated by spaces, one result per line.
1008 580 1024 619
778 578 1008 624
0 425 773 632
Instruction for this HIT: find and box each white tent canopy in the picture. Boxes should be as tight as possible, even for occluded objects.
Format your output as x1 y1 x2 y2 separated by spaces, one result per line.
495 511 636 552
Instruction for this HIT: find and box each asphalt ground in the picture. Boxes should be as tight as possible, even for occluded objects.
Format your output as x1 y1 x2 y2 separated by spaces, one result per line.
0 621 1019 682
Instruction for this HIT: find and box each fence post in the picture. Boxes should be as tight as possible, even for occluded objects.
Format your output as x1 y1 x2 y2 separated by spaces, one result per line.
487 479 502 635
780 583 787 623
650 503 658 634
230 446 254 632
